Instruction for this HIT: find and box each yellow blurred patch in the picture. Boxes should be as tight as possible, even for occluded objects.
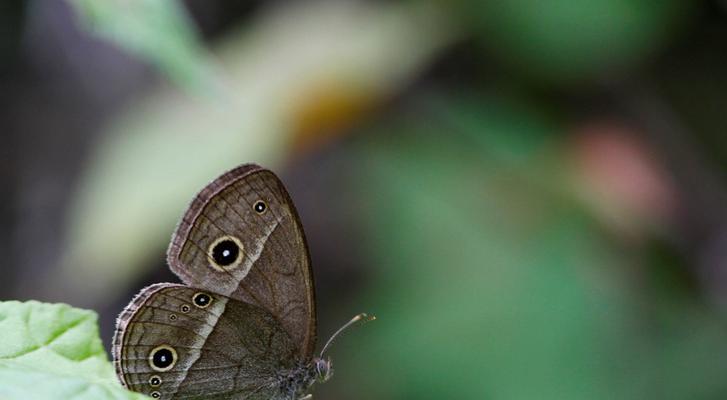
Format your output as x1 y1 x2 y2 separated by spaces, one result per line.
290 81 374 153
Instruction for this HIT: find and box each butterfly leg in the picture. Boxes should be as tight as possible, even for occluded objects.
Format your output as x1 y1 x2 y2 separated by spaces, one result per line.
298 395 313 400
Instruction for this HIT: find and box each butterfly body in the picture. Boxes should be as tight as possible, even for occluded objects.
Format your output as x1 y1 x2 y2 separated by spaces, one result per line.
274 358 330 399
113 165 331 399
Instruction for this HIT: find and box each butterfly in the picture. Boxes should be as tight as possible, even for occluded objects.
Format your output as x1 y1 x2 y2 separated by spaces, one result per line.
112 164 372 399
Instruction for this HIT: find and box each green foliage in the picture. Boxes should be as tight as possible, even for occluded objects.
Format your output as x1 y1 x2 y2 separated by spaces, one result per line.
58 0 457 309
455 0 691 83
67 0 214 91
330 94 727 400
0 301 148 400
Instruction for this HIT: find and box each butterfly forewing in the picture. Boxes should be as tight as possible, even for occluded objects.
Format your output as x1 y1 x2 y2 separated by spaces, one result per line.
166 164 317 358
114 284 299 400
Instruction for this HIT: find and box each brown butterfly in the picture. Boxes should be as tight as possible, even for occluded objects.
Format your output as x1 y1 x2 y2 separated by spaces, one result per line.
112 164 372 399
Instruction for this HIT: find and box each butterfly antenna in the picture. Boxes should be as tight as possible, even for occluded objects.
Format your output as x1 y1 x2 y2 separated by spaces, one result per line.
320 313 375 357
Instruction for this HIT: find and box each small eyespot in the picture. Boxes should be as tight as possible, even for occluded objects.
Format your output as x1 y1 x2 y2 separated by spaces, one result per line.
169 314 177 321
253 200 267 214
180 304 190 313
149 345 177 372
192 292 212 308
207 235 244 271
150 391 161 399
149 375 162 387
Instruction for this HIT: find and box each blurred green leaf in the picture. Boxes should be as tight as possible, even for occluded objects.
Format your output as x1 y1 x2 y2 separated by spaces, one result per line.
57 1 458 308
0 301 148 400
454 0 691 83
67 0 214 90
331 94 727 399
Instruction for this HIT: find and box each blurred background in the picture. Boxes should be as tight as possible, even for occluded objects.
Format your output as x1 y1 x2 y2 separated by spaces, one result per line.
3 0 727 399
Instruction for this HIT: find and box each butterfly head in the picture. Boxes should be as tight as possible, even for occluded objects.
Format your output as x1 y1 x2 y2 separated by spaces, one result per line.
313 357 333 383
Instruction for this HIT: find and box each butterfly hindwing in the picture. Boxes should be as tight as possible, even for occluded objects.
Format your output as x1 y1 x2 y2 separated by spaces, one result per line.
113 284 300 400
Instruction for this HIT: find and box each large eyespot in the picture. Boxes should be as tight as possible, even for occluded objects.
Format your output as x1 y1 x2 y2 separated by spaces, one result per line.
150 391 161 399
207 235 244 271
253 200 267 214
149 375 162 387
149 345 177 372
192 292 213 308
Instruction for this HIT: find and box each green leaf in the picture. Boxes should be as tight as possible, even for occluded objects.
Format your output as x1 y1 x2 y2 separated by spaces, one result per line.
455 0 691 83
330 94 727 399
56 0 458 309
0 301 148 400
66 0 214 91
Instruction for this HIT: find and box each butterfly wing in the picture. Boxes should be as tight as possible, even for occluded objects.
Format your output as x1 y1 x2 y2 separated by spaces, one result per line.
113 284 299 399
166 164 316 358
